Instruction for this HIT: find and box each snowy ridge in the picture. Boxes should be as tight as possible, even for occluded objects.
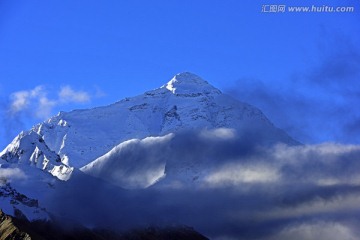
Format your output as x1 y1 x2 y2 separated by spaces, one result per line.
0 131 73 181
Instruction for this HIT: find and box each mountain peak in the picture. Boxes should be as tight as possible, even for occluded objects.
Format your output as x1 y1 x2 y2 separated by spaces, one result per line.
173 72 206 83
162 72 221 95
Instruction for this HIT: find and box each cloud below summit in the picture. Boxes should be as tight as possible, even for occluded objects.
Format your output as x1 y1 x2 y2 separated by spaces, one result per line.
45 131 360 240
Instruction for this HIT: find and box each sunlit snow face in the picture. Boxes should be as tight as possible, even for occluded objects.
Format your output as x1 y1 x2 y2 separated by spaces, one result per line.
80 134 175 189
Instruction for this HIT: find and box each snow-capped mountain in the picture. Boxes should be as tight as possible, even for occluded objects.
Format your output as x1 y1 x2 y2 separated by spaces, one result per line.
0 72 298 220
2 73 359 240
0 72 296 187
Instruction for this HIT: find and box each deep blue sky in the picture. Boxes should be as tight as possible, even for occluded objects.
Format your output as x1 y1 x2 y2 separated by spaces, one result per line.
1 0 359 148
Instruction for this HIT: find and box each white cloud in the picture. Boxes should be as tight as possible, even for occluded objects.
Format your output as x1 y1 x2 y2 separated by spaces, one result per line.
38 96 57 118
0 168 27 183
200 128 236 140
8 85 96 119
266 143 360 186
269 221 358 240
58 85 90 103
271 143 360 164
253 192 360 222
10 86 46 113
205 163 280 186
10 90 30 112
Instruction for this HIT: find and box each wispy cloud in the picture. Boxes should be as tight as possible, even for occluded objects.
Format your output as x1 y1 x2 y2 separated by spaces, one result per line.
0 85 104 148
10 86 45 113
205 163 280 186
8 85 96 119
0 168 27 183
268 221 358 240
58 85 91 103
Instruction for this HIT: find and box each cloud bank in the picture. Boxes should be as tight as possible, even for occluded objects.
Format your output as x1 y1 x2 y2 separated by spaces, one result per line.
43 130 360 240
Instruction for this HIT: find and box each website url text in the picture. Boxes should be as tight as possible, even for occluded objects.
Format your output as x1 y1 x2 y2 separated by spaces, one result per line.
261 5 355 13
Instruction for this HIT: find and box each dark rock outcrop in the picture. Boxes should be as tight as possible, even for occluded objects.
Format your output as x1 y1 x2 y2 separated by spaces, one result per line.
117 226 209 240
0 210 208 240
0 209 31 240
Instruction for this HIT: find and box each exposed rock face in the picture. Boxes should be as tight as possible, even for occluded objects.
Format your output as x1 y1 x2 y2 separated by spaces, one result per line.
0 211 209 240
0 185 38 208
0 209 31 240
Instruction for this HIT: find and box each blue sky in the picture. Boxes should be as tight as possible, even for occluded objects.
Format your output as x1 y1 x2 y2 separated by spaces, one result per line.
1 0 359 148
